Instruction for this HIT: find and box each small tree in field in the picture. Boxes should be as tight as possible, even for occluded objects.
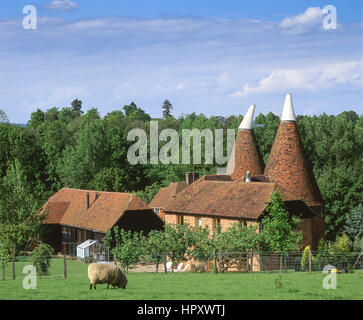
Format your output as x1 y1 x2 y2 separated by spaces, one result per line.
0 223 32 279
0 243 11 280
31 243 54 276
144 229 168 273
105 227 146 273
188 226 214 272
164 223 195 271
223 223 261 252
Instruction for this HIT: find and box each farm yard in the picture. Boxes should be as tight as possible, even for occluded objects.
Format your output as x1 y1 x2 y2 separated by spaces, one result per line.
0 257 362 300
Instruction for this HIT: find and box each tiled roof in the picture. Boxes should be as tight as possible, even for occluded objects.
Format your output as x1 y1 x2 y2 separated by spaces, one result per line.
42 188 152 233
264 121 323 207
165 176 277 219
226 129 264 180
149 182 188 208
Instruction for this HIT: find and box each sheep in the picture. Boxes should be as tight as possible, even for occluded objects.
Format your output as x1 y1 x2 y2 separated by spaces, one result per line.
88 262 127 290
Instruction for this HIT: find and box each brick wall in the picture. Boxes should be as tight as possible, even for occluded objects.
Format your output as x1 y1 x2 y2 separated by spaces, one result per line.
164 213 255 232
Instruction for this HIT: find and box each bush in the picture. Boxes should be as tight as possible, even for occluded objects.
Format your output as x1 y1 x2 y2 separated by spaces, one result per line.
31 243 54 276
301 246 314 271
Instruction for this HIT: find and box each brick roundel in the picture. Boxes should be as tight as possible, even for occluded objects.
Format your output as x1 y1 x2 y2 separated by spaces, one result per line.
227 129 264 180
264 121 323 207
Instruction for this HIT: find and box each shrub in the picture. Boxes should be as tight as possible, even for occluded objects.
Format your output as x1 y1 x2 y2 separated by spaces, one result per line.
301 245 314 271
31 243 54 276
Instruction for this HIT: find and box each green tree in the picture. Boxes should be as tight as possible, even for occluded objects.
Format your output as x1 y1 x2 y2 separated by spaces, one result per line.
0 109 9 124
260 191 302 271
0 159 42 226
188 226 214 272
164 223 195 271
123 102 151 122
344 205 363 252
31 243 54 276
105 227 146 273
71 99 83 116
0 223 32 279
330 234 351 254
144 229 169 273
162 99 173 118
135 182 164 204
0 243 11 280
223 223 261 252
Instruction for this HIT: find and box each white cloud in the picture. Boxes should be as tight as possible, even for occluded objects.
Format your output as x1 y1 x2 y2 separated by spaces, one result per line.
176 83 184 90
20 87 91 112
217 72 232 86
232 62 361 97
45 0 78 11
279 7 325 35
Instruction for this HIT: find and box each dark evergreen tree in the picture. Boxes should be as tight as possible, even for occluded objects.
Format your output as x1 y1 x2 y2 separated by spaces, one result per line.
162 99 173 118
71 99 83 116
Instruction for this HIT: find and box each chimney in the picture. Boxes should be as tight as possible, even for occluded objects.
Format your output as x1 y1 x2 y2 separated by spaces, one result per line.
264 93 323 207
226 104 264 180
186 172 199 185
86 192 90 210
192 172 199 183
245 170 251 182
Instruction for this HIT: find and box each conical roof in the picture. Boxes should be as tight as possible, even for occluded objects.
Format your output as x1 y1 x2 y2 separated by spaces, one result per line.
226 105 264 179
264 94 323 207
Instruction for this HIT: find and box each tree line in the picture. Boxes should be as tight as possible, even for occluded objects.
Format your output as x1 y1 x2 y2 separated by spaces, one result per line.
0 100 361 242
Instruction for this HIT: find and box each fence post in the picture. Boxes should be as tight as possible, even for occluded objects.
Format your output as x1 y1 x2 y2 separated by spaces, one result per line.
12 249 15 280
250 252 254 274
214 249 218 274
63 254 67 278
308 250 312 273
113 253 116 265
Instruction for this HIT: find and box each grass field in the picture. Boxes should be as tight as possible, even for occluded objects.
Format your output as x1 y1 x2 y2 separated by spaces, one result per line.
0 257 362 300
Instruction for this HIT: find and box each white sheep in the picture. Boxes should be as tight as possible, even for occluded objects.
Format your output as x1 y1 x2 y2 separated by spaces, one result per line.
88 262 127 290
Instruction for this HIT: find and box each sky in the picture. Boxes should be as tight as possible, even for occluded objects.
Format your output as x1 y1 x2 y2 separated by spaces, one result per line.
0 0 362 123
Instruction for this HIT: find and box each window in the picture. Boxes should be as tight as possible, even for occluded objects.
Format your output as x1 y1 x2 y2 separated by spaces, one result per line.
177 215 184 225
212 218 220 231
240 220 247 228
195 217 202 228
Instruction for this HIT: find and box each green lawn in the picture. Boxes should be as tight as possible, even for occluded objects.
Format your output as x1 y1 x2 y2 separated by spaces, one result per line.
0 257 362 300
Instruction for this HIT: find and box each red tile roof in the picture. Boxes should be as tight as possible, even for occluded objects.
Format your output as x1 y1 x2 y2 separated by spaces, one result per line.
226 129 264 180
165 176 277 219
264 121 323 207
42 188 152 233
149 182 188 208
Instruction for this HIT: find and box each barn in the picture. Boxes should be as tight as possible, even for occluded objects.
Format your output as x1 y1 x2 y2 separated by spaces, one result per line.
41 188 164 255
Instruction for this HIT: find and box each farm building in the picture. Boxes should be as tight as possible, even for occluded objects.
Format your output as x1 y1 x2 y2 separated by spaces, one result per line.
41 188 164 255
159 94 325 250
149 181 188 220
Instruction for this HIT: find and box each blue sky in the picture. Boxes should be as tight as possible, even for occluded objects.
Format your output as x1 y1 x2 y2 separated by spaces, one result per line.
0 0 362 122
